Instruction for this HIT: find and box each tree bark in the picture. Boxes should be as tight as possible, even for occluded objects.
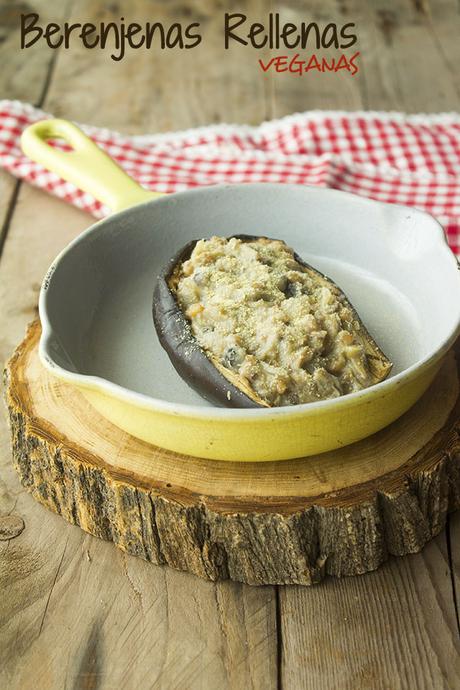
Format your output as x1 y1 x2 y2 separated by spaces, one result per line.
4 322 460 585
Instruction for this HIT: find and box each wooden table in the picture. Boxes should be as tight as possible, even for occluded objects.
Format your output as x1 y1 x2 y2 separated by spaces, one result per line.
1 1 459 688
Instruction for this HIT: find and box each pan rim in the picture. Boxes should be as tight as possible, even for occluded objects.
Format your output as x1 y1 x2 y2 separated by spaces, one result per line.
38 183 460 420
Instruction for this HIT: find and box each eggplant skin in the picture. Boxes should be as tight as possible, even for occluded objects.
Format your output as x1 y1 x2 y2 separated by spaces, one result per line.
153 239 261 408
153 235 392 409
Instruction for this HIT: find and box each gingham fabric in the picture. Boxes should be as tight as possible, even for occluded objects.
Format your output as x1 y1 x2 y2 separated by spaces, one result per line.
1 100 459 253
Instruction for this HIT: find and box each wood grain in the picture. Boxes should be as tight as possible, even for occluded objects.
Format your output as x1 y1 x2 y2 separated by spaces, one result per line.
1 0 459 686
44 0 272 132
0 1 278 688
272 0 460 114
10 329 460 506
0 519 277 689
4 321 460 585
270 0 364 115
449 510 460 637
0 0 73 259
279 536 460 689
343 0 460 112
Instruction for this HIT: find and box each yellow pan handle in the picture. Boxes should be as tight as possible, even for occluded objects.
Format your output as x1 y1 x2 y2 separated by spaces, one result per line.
20 119 162 212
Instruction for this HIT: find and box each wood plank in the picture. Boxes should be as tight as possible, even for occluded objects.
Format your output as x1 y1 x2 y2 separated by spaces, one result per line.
44 0 271 131
356 0 460 112
258 1 460 677
273 0 460 114
0 190 89 363
0 1 69 104
253 0 460 120
425 0 460 102
269 2 460 680
0 519 277 689
279 532 460 689
0 0 74 256
448 511 460 636
271 0 365 115
2 0 460 687
0 1 278 688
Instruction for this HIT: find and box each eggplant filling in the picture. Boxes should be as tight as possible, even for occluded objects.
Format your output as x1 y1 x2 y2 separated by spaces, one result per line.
172 236 391 407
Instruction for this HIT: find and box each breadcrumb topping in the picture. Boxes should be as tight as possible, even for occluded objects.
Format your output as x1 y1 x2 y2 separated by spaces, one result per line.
175 236 387 406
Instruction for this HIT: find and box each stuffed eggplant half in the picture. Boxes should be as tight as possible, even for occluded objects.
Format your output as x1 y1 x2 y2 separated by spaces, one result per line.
153 235 393 408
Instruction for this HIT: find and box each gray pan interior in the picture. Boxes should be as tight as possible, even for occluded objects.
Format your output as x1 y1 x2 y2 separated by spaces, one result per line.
42 183 459 407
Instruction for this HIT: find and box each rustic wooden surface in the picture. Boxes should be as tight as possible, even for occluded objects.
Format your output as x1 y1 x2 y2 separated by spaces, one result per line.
0 0 459 687
5 322 460 587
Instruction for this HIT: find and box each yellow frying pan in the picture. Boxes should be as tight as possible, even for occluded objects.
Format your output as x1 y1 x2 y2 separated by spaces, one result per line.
20 118 460 461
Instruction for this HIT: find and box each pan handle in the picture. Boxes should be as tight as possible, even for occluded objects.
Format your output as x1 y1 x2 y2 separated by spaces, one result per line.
21 119 163 212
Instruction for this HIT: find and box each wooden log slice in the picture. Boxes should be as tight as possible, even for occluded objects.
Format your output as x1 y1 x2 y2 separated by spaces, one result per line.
4 321 460 585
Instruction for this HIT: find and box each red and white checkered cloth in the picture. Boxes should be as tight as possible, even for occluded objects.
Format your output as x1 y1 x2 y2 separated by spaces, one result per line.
1 100 460 253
